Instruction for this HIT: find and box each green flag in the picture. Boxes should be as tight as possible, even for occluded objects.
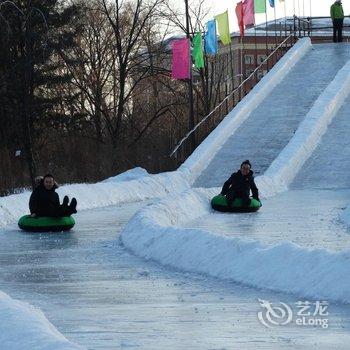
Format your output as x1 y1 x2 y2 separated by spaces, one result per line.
254 0 266 13
215 10 231 45
192 33 204 69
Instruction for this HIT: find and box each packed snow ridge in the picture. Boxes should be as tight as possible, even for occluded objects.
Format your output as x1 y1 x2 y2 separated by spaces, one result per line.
0 291 84 350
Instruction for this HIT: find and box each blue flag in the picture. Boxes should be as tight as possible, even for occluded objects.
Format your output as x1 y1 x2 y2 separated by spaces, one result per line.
204 20 218 55
269 0 275 7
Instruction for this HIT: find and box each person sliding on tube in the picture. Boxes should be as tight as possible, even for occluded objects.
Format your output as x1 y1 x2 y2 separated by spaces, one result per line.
29 174 77 218
220 160 260 207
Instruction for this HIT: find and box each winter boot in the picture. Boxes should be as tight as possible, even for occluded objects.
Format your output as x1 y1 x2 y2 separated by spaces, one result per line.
62 195 69 207
69 197 77 214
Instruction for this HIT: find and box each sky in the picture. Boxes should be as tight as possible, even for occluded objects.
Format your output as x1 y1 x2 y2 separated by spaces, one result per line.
176 0 349 32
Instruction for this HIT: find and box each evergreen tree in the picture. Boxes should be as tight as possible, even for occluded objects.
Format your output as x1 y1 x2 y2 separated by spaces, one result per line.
0 0 82 186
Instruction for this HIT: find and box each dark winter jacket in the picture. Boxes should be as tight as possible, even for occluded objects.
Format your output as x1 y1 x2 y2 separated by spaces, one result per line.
221 170 259 200
29 183 60 216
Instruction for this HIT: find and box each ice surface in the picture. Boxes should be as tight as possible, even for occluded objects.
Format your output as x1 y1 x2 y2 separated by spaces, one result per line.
2 203 350 349
184 190 350 251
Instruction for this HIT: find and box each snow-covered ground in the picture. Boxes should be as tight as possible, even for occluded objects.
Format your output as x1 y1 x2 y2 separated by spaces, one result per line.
2 40 350 349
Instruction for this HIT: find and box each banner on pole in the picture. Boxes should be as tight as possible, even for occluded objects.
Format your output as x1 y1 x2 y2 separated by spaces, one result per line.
192 33 204 69
243 0 255 26
172 38 190 80
204 19 218 54
236 2 244 37
215 10 231 45
254 0 266 13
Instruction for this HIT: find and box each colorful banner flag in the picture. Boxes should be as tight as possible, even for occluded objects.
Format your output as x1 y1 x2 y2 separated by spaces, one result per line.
204 19 218 55
243 0 255 26
254 0 266 13
269 0 275 7
172 38 190 80
215 10 231 45
236 2 244 37
192 33 204 69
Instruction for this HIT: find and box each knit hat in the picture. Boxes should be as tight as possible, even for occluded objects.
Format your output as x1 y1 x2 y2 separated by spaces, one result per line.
240 160 251 168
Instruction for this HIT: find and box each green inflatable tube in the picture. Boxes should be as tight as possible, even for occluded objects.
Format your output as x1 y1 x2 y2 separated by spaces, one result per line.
211 194 261 213
18 215 75 232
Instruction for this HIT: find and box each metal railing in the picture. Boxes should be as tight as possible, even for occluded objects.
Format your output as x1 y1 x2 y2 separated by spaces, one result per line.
169 15 350 163
170 31 296 162
170 34 295 158
294 15 350 40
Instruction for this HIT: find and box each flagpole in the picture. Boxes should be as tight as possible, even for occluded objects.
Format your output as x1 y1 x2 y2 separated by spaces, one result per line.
303 0 305 18
254 25 258 84
240 36 244 99
265 0 269 72
274 4 277 64
293 0 295 16
284 0 287 51
184 0 195 150
309 0 311 18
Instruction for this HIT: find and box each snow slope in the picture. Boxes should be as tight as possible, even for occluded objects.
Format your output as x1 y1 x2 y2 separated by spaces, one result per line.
121 48 350 304
180 38 312 185
194 43 349 187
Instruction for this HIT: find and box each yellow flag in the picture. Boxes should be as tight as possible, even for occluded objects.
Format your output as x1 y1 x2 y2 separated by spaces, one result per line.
215 10 231 45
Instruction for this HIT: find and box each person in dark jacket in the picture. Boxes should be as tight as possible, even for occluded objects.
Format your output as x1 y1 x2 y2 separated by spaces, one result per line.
29 174 77 217
331 0 344 42
221 160 260 207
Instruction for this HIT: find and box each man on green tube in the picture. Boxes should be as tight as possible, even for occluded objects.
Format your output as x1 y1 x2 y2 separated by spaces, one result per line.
220 160 260 208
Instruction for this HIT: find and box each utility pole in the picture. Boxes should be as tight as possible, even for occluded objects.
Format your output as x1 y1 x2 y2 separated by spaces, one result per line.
184 0 196 151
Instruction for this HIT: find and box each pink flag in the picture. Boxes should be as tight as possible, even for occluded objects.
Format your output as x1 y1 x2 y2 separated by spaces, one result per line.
243 0 255 26
235 2 244 38
172 38 190 80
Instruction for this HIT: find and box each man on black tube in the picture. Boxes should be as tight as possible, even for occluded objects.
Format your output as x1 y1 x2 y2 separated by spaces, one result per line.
221 160 260 208
29 174 77 217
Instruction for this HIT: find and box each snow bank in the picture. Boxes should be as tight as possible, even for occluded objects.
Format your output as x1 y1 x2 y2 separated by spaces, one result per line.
0 291 84 350
180 38 312 184
121 188 350 304
102 167 149 183
0 169 190 228
257 60 350 197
